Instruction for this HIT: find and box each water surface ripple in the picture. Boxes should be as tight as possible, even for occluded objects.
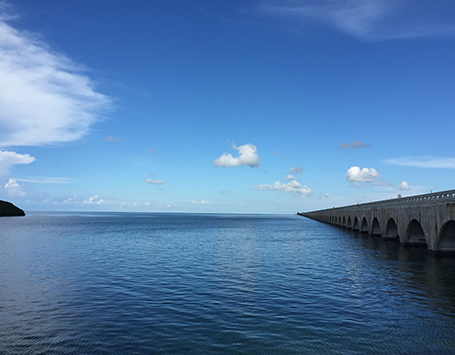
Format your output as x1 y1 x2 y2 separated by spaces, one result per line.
1 212 455 354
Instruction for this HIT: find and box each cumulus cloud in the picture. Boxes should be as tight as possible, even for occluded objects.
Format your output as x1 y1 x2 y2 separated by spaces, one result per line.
346 166 380 185
0 150 35 175
386 156 455 169
145 179 165 184
4 178 25 196
396 181 410 191
339 141 370 149
254 176 312 197
288 166 303 174
257 0 455 40
83 195 104 205
0 12 110 148
62 194 79 205
213 143 260 168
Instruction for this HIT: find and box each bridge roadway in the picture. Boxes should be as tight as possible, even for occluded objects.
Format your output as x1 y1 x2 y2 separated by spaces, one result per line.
299 189 455 255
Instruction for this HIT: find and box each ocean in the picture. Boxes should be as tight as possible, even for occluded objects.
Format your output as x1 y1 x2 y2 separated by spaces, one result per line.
1 212 455 354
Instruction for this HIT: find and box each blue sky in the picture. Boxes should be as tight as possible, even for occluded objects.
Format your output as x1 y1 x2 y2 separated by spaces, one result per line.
1 0 455 214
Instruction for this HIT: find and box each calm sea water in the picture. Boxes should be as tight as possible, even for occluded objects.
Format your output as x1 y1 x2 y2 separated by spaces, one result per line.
1 212 455 355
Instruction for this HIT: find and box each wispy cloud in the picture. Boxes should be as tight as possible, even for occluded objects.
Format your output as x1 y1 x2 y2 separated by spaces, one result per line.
15 177 71 184
288 166 303 174
286 174 299 181
105 136 123 143
0 9 110 149
254 175 312 197
339 141 370 149
386 156 455 169
0 150 35 175
256 0 455 40
191 200 212 205
213 143 260 168
145 179 165 184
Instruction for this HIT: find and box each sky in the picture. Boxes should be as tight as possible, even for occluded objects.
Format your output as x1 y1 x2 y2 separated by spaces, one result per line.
0 0 455 214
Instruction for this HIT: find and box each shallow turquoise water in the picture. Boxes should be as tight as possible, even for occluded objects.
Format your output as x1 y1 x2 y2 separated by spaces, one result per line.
1 212 455 354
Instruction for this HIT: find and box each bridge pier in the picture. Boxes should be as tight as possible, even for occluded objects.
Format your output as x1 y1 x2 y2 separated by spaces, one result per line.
299 190 455 255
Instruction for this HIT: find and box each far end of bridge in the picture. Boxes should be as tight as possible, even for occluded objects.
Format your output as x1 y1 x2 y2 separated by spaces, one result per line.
298 189 455 255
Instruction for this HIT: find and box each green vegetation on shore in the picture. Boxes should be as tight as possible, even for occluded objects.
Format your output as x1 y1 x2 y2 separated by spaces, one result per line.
0 200 25 217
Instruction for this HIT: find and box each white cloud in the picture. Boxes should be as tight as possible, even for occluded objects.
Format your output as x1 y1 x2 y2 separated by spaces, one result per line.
62 194 79 205
145 179 165 184
213 143 260 168
148 148 156 154
191 200 212 205
254 176 312 197
0 150 35 175
83 195 104 205
15 177 70 184
346 166 380 185
288 166 303 174
257 0 455 40
4 178 25 196
386 156 455 169
371 181 393 187
0 14 110 148
339 141 370 149
286 174 300 181
396 181 410 191
273 150 280 157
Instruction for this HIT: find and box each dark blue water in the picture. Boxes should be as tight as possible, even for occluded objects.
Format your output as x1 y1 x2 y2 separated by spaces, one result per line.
1 212 455 354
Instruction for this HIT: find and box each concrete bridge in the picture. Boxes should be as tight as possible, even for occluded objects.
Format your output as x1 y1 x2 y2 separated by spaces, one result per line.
299 189 455 255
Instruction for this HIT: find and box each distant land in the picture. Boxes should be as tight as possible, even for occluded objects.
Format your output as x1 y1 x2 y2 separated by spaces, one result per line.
0 200 25 217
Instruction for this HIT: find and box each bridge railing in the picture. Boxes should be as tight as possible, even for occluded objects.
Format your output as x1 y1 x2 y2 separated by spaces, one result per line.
302 189 455 215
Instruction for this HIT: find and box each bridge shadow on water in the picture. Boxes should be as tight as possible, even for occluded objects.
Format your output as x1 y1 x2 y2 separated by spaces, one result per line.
333 225 455 314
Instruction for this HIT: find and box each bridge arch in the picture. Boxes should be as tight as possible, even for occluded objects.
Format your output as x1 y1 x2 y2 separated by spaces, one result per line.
405 219 427 246
385 218 398 240
353 217 359 231
371 217 381 236
299 188 455 254
360 217 369 233
438 220 455 251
